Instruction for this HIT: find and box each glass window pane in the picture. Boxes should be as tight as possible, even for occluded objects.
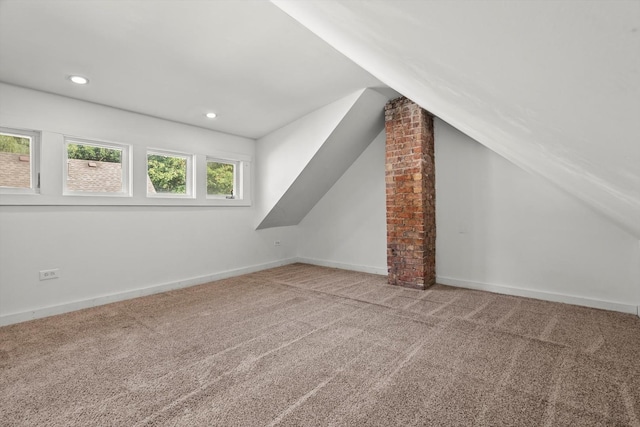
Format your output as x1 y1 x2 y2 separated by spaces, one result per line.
147 153 187 195
66 142 123 193
0 132 32 189
207 161 235 197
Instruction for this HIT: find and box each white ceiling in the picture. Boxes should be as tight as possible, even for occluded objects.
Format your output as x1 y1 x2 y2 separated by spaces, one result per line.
1 0 639 237
0 0 385 139
273 0 640 238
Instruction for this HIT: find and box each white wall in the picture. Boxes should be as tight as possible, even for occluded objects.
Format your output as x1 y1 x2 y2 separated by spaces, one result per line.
273 1 640 239
255 90 362 227
297 131 387 274
256 88 387 229
2 84 638 324
0 85 297 325
298 118 640 313
435 120 639 313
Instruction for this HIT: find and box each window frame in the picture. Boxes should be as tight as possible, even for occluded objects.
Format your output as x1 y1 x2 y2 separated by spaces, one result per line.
0 126 40 195
63 136 132 197
146 148 195 199
0 127 252 207
206 157 239 200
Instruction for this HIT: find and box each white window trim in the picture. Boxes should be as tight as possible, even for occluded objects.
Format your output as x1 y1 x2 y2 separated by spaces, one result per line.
146 149 195 199
0 126 40 195
0 127 252 207
206 157 240 200
202 150 252 206
63 136 132 197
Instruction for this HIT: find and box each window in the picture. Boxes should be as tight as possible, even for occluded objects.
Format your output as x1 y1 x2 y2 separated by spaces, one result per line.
207 159 237 199
0 127 39 194
0 126 251 206
147 150 194 197
64 137 131 196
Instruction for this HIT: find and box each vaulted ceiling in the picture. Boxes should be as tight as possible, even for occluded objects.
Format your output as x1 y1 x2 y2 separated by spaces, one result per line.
1 0 638 237
272 0 640 238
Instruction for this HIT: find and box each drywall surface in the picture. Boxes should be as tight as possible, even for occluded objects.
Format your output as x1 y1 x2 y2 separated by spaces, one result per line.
0 1 385 139
0 85 297 324
257 88 387 229
273 1 640 238
297 131 387 274
435 119 640 311
255 90 362 228
298 118 640 311
0 83 253 206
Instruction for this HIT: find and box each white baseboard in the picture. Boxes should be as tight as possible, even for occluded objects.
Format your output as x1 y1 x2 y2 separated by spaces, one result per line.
3 261 637 326
296 257 387 276
0 258 298 327
437 275 639 315
294 262 640 316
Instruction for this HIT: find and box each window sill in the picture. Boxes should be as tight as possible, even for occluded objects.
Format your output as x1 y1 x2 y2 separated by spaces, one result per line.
0 193 251 207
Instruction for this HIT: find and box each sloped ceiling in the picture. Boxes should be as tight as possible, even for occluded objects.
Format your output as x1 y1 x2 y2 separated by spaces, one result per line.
273 0 640 238
256 88 388 229
1 1 638 237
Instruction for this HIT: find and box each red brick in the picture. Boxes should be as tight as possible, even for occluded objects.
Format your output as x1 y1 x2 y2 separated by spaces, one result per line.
385 97 436 290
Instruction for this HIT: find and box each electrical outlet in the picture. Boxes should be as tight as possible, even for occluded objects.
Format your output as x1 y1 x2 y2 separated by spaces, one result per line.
39 268 60 281
274 240 281 246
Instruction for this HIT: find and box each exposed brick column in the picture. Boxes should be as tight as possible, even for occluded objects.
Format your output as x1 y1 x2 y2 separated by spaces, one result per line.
384 97 435 289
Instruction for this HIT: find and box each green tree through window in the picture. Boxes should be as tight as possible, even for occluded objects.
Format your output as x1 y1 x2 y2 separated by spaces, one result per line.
147 154 187 194
207 161 234 196
0 134 30 154
67 143 121 162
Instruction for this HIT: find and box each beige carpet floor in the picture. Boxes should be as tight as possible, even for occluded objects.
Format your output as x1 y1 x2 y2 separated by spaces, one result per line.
1 263 640 426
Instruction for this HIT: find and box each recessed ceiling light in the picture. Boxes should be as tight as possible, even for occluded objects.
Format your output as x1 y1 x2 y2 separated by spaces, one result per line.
205 112 217 119
69 75 89 85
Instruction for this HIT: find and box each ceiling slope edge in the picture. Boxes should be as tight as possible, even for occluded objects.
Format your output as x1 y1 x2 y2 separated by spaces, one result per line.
255 89 365 228
272 0 640 239
256 88 389 229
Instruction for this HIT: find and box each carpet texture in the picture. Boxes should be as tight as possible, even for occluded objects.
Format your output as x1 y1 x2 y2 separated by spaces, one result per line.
1 263 639 426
